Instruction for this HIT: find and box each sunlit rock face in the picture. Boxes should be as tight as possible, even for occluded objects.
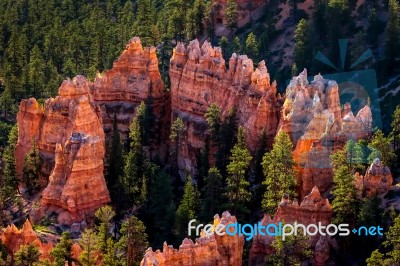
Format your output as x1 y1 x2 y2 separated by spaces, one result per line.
16 76 110 224
141 211 244 266
249 186 333 266
91 37 170 161
279 70 373 198
355 158 393 197
170 39 282 175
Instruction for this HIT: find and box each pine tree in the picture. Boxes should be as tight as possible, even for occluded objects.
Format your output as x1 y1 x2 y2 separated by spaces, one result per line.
216 108 238 174
294 19 309 70
205 103 222 141
28 45 45 98
106 114 123 189
331 146 358 225
245 33 259 62
225 127 252 216
134 0 158 46
232 36 241 54
79 229 99 266
122 117 146 206
200 167 223 222
219 36 229 61
51 232 74 266
368 130 395 166
391 105 400 151
226 0 238 37
94 205 115 254
14 244 40 266
22 141 41 194
262 131 297 215
268 233 313 265
117 215 149 266
175 175 200 239
1 125 19 199
170 117 186 173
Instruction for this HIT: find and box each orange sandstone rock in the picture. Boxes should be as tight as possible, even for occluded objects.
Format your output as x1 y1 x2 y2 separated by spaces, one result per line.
249 187 333 266
141 211 244 266
0 220 52 260
170 40 282 174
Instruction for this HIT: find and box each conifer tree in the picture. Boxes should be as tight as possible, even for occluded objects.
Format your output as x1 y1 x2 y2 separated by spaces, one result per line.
225 127 252 216
205 103 222 142
226 0 238 37
245 33 259 62
294 19 309 70
122 117 146 206
368 130 395 166
51 232 74 266
22 141 41 194
175 175 200 239
94 205 115 254
170 117 186 173
268 233 313 265
79 229 99 266
134 0 158 46
331 146 358 225
106 114 123 189
117 215 149 266
262 131 297 215
14 244 40 266
200 167 223 222
1 125 19 199
28 45 45 98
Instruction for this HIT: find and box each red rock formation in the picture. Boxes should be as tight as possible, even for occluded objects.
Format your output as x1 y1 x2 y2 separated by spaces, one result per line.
16 76 110 224
249 186 333 266
141 211 244 266
280 70 372 197
92 37 169 161
355 158 393 197
0 220 52 260
170 40 282 174
212 0 266 36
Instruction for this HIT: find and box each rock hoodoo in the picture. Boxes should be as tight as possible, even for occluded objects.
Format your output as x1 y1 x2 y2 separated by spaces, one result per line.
249 186 333 266
355 158 393 197
279 70 373 197
92 37 169 160
15 76 110 224
170 39 282 174
141 211 244 266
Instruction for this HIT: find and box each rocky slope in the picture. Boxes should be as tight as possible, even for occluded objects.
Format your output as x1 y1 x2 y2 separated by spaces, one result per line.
249 186 333 266
141 211 244 266
15 76 110 224
170 39 282 174
279 70 373 198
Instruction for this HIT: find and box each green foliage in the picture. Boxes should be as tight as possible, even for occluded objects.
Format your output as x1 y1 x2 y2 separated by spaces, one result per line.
368 130 395 166
122 117 146 206
95 205 116 253
107 114 123 190
226 0 238 34
200 167 223 222
225 127 252 216
245 33 259 62
385 0 400 69
79 229 100 266
294 19 310 70
117 215 149 265
134 0 158 46
367 215 400 265
0 121 12 147
1 125 19 200
51 232 74 266
14 244 40 266
216 108 238 174
267 233 313 265
391 105 400 151
175 175 200 239
331 146 358 225
205 103 222 139
22 141 41 194
262 131 297 215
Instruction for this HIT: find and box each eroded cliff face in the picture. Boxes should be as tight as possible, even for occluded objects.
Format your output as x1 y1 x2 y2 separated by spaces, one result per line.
16 76 110 224
92 37 169 161
280 70 373 197
0 220 52 260
249 186 333 266
170 40 282 174
141 211 244 266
